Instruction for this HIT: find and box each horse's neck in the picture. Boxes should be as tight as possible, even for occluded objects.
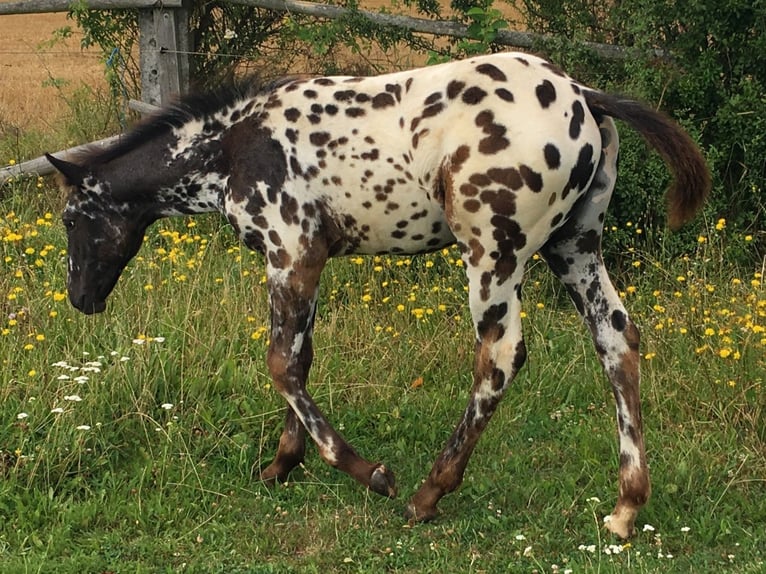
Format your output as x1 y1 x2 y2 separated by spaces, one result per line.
154 169 228 217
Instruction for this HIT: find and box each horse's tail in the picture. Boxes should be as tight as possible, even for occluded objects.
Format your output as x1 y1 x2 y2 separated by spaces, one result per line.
584 90 711 229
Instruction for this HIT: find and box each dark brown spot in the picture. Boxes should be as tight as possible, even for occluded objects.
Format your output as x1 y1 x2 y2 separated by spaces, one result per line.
447 80 466 99
334 90 356 102
494 88 514 102
476 63 507 82
535 80 557 108
480 189 516 217
425 92 442 105
373 93 396 109
611 309 627 331
519 165 543 192
450 145 471 173
309 132 331 147
544 143 561 169
464 199 481 212
462 87 487 105
565 143 595 197
477 302 508 338
346 108 366 118
569 100 586 139
487 167 523 190
422 102 444 118
469 173 492 187
284 108 300 122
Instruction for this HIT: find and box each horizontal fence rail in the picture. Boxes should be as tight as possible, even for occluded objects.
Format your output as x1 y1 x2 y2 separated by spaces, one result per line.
0 0 182 15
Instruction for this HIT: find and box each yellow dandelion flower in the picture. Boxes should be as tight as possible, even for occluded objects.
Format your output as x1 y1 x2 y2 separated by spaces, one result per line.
697 235 707 244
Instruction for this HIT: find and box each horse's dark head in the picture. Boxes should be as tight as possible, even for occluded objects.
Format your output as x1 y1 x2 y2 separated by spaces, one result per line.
46 153 153 315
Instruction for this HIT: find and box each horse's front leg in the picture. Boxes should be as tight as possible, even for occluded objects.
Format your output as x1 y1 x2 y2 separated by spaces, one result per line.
260 407 306 484
263 255 397 498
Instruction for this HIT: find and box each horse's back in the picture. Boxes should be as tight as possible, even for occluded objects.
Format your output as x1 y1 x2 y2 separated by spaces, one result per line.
236 53 606 256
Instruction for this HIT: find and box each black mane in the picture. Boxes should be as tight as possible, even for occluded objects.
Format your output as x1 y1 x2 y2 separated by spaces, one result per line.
78 75 289 168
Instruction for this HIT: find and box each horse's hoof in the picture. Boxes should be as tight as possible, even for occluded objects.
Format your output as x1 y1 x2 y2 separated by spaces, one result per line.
259 463 288 487
604 506 638 539
404 501 438 524
369 464 397 498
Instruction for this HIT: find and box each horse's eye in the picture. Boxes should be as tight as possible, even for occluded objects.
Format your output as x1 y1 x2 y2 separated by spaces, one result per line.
63 218 75 230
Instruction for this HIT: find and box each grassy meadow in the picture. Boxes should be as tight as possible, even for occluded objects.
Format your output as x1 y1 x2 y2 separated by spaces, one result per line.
1 134 765 571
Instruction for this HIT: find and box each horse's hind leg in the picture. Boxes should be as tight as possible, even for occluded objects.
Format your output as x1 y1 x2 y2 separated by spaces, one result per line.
540 121 650 538
406 254 529 522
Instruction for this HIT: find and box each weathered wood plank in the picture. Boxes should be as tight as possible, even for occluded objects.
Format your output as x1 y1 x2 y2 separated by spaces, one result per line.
0 0 182 15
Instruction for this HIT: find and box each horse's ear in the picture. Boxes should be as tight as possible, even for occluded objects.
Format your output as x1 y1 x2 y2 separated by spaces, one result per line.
45 153 89 186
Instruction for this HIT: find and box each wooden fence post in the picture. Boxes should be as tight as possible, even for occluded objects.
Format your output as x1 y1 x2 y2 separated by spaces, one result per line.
138 5 190 106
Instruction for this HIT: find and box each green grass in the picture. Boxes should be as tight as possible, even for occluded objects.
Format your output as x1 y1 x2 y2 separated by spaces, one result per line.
2 147 765 572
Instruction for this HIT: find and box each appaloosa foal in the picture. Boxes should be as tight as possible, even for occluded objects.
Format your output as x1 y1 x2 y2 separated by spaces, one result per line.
47 52 710 538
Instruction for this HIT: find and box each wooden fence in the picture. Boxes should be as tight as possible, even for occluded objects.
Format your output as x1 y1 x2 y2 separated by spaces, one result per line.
0 0 650 180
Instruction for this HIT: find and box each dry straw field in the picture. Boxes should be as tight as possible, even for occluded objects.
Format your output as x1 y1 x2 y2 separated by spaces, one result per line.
0 10 106 131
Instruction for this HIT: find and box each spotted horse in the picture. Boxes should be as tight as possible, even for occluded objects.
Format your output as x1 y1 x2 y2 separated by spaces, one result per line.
47 52 710 539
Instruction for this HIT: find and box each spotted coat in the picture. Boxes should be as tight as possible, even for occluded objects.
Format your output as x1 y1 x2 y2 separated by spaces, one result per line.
47 52 710 539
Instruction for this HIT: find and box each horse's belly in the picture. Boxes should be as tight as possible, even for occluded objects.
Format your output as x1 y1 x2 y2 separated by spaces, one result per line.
326 183 456 255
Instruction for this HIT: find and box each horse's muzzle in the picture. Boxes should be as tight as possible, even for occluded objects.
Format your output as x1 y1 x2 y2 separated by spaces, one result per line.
71 293 107 315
